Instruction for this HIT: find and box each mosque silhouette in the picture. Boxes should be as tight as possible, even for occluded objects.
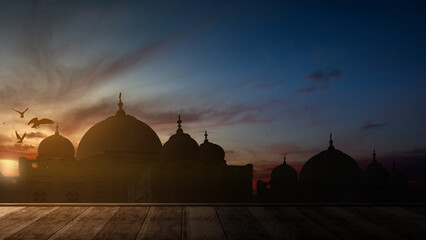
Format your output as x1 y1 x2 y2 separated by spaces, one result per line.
0 94 418 203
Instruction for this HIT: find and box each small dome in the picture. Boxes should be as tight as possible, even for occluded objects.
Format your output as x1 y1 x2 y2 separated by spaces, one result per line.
270 156 298 189
388 161 407 187
199 131 225 163
362 150 388 186
299 134 361 188
38 124 75 159
76 93 162 161
161 115 199 162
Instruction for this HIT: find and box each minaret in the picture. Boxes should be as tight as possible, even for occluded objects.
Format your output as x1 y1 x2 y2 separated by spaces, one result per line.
55 122 59 135
372 149 377 164
283 154 287 165
176 115 183 134
115 92 126 116
204 130 209 143
328 133 335 150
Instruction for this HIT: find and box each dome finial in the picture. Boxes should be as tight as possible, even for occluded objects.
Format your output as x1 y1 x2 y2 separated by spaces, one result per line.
204 130 209 143
176 114 183 134
372 149 377 164
115 92 126 116
55 122 59 135
328 133 335 150
283 154 287 164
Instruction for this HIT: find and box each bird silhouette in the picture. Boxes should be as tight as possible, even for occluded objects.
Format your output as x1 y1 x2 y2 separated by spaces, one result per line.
15 131 26 143
12 108 29 118
28 117 54 129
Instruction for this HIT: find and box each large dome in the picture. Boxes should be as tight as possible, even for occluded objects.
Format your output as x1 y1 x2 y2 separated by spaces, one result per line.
299 135 361 188
38 125 75 159
161 115 199 163
76 95 162 161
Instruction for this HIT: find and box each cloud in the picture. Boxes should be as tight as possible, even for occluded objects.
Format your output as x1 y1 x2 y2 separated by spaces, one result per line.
253 80 285 90
404 148 426 155
306 66 341 82
0 143 36 159
264 141 322 155
299 85 330 93
25 132 48 139
361 120 388 130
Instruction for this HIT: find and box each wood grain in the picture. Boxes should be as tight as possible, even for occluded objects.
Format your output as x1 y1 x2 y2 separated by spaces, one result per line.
298 207 359 240
182 207 226 240
93 207 149 240
48 207 119 240
320 207 400 240
0 207 57 240
266 207 339 240
248 206 296 240
5 207 87 240
215 206 271 240
346 206 426 239
0 207 26 220
136 207 182 240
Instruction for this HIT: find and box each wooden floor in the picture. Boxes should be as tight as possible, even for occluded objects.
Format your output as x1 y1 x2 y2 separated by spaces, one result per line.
0 205 425 239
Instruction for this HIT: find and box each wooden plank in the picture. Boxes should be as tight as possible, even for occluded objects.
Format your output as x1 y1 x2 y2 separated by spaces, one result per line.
5 207 87 240
0 207 26 220
345 206 426 239
48 207 119 240
216 206 271 240
403 206 426 217
136 207 182 240
297 207 359 240
0 207 57 239
321 207 400 240
182 207 226 240
248 207 296 240
374 207 426 228
266 207 339 240
93 207 149 240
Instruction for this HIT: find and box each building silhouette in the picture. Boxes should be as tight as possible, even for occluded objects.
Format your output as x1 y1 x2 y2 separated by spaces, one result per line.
0 94 422 203
257 135 413 203
6 94 252 203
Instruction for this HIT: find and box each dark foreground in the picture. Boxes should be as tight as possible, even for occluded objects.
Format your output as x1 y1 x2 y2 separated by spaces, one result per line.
0 204 425 239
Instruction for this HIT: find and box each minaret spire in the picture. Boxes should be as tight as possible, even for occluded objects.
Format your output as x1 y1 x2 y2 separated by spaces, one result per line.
115 92 126 116
283 154 287 164
204 130 209 143
55 122 59 135
176 115 183 134
328 133 335 150
372 149 377 164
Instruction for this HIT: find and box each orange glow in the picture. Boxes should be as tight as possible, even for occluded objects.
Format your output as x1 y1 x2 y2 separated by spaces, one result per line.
0 159 20 177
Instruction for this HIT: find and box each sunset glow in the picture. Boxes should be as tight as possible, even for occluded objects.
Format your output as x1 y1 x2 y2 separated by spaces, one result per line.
0 1 425 186
0 159 19 177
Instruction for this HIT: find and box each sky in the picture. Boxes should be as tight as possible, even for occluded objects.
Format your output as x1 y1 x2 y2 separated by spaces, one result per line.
0 0 425 185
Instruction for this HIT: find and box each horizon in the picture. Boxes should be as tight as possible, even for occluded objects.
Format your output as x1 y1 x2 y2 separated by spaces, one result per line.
0 0 425 187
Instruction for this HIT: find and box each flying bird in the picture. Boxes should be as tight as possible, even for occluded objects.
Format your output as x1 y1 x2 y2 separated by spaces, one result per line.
15 131 26 143
12 108 29 118
28 117 54 129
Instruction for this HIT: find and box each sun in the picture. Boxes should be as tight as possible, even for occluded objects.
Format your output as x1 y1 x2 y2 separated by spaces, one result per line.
0 159 20 177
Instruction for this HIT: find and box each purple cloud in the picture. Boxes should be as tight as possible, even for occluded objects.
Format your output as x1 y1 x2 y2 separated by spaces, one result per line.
307 67 341 82
299 85 330 93
253 80 285 90
26 132 48 139
361 120 388 130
